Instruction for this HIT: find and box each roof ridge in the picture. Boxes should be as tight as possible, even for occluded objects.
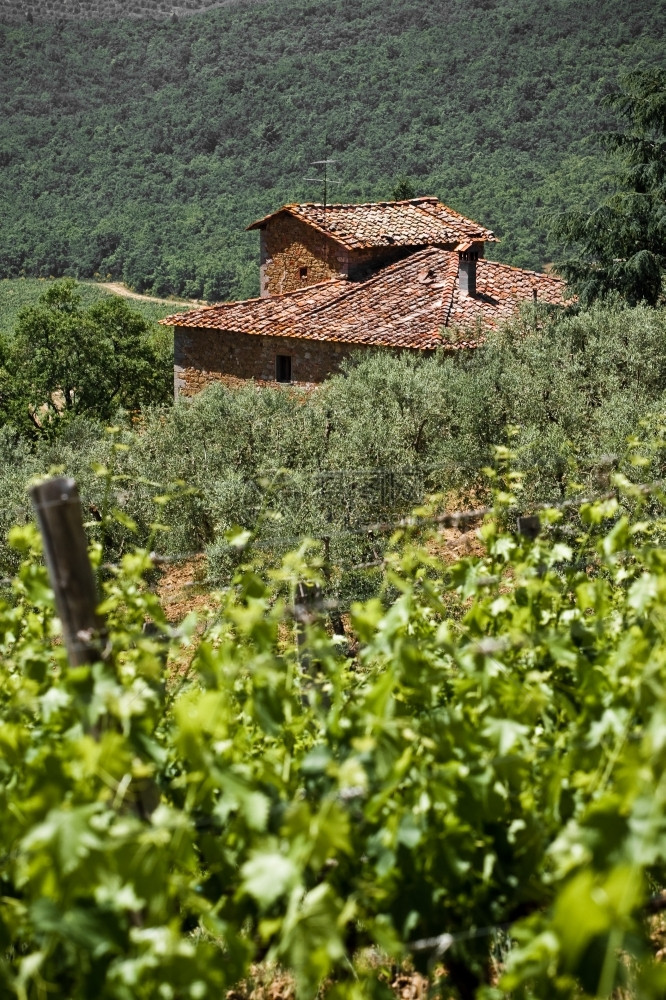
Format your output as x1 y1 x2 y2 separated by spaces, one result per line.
295 196 439 209
480 258 564 281
436 254 461 333
160 276 347 324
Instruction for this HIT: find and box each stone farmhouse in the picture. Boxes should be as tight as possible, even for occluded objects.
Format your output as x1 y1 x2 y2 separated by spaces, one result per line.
164 197 567 396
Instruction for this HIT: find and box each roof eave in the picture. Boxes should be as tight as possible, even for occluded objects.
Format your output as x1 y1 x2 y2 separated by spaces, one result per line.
246 206 293 231
247 206 353 250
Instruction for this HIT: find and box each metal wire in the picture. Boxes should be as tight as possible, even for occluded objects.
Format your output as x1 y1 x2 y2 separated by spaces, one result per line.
408 884 666 958
8 473 666 587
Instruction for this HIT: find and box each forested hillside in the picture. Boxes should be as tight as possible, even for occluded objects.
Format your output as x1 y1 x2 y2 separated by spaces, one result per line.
0 0 241 21
1 0 664 299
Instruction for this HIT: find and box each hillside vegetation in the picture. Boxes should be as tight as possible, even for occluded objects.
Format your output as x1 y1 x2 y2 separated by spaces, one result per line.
1 0 664 298
3 293 666 589
0 0 249 23
0 277 180 339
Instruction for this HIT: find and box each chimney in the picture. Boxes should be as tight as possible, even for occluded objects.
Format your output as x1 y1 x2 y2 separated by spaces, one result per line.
458 249 478 296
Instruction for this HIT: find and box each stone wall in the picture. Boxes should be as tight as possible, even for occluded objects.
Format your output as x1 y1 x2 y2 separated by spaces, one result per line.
260 215 347 297
259 214 411 296
174 325 413 395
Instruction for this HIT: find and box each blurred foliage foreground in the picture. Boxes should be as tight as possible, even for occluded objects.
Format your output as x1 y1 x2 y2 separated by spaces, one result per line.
5 433 666 1000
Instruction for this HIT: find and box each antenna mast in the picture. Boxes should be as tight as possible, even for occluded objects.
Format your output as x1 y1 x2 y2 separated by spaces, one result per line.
303 143 342 268
304 141 341 222
308 158 337 211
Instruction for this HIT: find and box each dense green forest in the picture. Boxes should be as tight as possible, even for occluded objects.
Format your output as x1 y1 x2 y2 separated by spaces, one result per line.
1 0 665 298
0 0 234 19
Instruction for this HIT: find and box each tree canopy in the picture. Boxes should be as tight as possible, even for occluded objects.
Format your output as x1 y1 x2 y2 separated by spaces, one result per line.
0 280 172 435
553 68 666 305
1 0 665 296
3 297 666 586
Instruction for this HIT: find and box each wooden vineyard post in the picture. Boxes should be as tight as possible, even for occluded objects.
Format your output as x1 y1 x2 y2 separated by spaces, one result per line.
517 514 540 540
294 579 318 679
30 477 106 666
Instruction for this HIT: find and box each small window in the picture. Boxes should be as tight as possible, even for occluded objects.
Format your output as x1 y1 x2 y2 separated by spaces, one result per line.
299 266 308 279
276 355 292 383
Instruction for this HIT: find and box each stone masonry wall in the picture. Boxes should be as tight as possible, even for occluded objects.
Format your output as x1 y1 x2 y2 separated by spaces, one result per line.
260 215 348 297
174 325 407 395
259 215 429 296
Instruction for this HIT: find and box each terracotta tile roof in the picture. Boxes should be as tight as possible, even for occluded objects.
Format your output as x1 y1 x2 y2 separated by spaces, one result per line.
163 249 567 351
163 278 348 337
246 197 497 250
445 258 567 336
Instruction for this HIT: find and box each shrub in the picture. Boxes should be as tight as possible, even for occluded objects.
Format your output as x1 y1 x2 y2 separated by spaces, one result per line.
4 450 666 997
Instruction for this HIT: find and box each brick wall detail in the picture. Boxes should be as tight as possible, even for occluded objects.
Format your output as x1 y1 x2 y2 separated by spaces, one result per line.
260 215 348 297
259 215 439 296
174 325 409 395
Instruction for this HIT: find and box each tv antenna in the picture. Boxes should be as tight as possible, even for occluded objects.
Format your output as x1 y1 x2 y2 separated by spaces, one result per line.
304 146 342 269
304 156 341 212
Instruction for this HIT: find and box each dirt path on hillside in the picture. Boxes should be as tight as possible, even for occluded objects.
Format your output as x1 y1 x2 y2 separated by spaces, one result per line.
96 281 200 306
